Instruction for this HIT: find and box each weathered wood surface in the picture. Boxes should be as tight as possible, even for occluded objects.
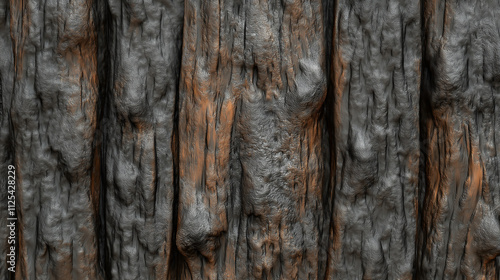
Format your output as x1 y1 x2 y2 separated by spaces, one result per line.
8 0 101 279
418 0 500 278
0 0 14 278
103 0 184 279
0 0 500 279
177 0 328 279
327 0 421 279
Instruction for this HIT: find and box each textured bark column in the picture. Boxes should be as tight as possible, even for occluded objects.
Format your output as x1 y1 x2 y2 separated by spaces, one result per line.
103 0 184 279
327 1 421 279
418 1 500 278
177 0 328 279
8 0 101 279
0 0 14 278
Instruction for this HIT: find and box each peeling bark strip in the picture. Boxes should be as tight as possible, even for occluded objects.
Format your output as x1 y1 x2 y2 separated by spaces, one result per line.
327 1 421 279
177 0 328 279
103 0 184 279
0 0 14 279
418 0 500 278
8 0 101 279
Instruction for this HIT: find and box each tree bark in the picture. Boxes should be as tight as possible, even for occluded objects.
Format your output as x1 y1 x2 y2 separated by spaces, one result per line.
8 0 101 279
418 0 500 278
102 0 184 279
2 1 500 279
0 0 14 278
177 0 328 279
327 0 421 279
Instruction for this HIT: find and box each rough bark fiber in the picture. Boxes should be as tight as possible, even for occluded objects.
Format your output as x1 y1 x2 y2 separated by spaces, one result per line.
0 0 14 278
103 0 184 279
417 0 500 278
1 0 500 279
177 0 328 279
8 0 101 279
327 0 421 279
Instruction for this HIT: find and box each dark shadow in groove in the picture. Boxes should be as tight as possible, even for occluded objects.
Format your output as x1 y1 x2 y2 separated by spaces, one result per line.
95 0 112 278
168 6 189 278
415 0 431 278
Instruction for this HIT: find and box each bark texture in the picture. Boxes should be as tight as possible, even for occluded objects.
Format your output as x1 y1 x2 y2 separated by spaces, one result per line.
8 0 101 279
177 0 328 279
418 0 500 278
0 0 14 278
327 0 421 279
1 0 500 279
102 0 184 279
